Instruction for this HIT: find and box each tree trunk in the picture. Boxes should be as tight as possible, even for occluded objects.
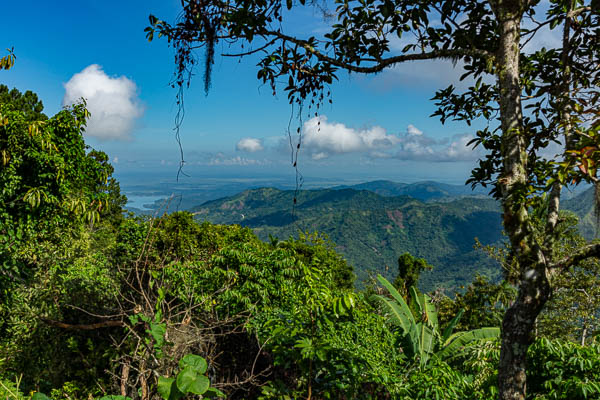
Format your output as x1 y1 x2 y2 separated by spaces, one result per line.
490 2 553 399
498 270 551 399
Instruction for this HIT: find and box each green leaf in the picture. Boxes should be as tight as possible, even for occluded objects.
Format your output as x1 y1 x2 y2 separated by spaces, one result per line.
438 327 500 360
179 354 208 374
441 309 464 342
157 377 183 400
176 366 210 395
32 393 52 400
203 387 226 398
376 275 416 330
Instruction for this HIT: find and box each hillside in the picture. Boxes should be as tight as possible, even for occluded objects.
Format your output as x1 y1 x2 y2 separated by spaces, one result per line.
192 187 504 291
563 186 599 239
333 180 488 201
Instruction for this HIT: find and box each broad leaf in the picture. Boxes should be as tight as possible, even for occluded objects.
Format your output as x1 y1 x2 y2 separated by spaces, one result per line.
157 377 183 400
176 366 210 395
179 354 208 374
377 275 415 329
438 327 500 360
32 394 52 400
441 309 464 342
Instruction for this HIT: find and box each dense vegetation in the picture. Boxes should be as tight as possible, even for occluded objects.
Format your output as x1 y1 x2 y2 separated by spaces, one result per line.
191 187 504 289
2 86 600 400
190 185 595 291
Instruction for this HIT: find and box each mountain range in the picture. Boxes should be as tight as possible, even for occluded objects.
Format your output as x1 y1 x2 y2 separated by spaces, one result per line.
191 184 503 291
332 180 488 201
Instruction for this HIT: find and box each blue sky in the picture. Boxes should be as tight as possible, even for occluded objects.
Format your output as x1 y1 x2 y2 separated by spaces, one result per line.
1 0 507 185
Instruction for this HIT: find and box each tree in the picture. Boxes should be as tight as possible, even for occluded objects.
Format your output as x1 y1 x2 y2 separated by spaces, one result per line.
0 90 118 288
393 252 433 299
146 1 600 398
0 84 47 121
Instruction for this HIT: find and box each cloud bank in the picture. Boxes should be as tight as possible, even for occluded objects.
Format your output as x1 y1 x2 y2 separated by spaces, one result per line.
297 116 478 162
63 64 143 140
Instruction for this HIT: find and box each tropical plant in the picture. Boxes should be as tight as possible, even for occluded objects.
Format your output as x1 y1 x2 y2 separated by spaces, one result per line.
376 275 499 366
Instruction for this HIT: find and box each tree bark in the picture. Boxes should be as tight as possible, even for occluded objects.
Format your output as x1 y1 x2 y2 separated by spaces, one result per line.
491 2 553 399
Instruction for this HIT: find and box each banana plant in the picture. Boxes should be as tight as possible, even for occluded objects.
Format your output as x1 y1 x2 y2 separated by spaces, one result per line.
376 275 499 367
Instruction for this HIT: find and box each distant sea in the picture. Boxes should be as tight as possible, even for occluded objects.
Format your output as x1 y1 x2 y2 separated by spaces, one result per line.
117 170 360 212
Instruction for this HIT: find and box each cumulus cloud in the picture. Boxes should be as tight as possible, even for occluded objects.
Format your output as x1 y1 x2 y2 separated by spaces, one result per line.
299 116 479 162
407 124 423 136
236 137 264 152
302 116 401 159
395 130 478 162
63 64 143 140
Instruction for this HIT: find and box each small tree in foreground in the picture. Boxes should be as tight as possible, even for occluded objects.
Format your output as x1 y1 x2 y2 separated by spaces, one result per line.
146 1 600 398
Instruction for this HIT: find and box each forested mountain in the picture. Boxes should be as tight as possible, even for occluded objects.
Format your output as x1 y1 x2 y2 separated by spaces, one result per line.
332 180 487 201
192 187 504 290
563 187 599 240
192 185 596 290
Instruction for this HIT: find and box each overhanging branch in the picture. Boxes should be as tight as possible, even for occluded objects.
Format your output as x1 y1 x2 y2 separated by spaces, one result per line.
265 30 494 74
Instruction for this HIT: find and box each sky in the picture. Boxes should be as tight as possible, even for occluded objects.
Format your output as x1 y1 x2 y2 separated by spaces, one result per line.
0 1 560 186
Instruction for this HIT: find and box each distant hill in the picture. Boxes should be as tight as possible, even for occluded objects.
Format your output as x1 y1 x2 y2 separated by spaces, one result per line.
126 179 490 214
332 180 488 201
563 186 599 239
192 187 504 291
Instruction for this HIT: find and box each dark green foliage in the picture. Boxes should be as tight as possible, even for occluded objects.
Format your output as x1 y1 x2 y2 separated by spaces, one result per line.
527 339 600 400
0 85 47 121
393 253 433 299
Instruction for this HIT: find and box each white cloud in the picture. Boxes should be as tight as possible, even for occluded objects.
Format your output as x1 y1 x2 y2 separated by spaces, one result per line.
299 116 479 162
236 137 264 152
394 130 478 162
407 124 423 136
112 156 119 164
63 64 143 140
302 116 401 159
437 134 478 162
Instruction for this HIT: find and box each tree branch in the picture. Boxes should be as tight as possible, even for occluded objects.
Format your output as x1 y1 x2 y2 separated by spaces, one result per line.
265 30 493 73
40 317 124 330
549 242 600 272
